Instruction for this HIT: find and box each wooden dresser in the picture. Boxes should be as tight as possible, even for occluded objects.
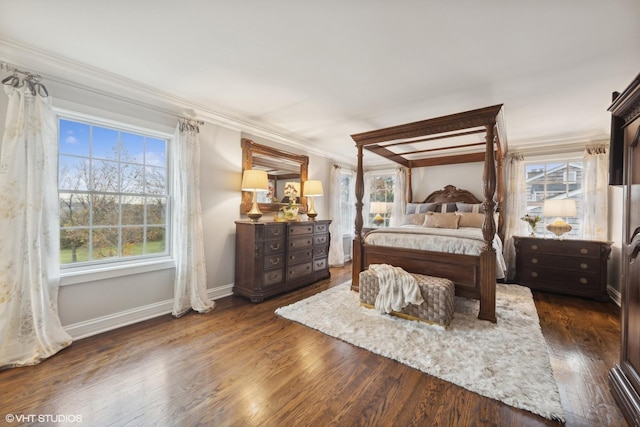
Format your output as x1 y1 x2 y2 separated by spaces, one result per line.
513 236 612 301
234 220 331 302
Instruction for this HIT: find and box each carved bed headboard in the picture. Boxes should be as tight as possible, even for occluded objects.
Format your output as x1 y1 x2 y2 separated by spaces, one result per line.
422 185 482 204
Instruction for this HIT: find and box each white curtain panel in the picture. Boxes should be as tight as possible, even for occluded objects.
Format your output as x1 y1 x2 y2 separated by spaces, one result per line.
503 153 527 282
0 85 72 369
582 145 609 240
171 124 214 317
390 167 407 227
328 165 345 266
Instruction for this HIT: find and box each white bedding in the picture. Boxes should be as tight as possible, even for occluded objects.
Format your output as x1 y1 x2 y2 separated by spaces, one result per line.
364 225 507 279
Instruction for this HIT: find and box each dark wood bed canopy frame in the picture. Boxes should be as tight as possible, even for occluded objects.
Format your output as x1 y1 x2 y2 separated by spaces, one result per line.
351 104 507 322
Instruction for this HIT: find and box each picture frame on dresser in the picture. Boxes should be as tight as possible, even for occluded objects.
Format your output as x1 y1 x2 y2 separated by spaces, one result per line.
513 236 612 301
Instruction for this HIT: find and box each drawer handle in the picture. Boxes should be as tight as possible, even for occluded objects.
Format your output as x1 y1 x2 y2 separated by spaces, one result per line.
290 255 295 260
580 278 588 284
531 258 538 264
306 266 311 270
316 262 323 267
268 273 278 280
531 245 538 250
270 257 280 265
272 229 281 236
530 272 538 278
580 263 588 270
270 243 280 250
580 248 589 255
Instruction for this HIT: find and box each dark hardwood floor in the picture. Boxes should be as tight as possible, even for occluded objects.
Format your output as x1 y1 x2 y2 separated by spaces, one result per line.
0 264 626 426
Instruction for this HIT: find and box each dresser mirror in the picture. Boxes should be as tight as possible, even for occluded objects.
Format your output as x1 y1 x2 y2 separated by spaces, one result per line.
241 138 309 214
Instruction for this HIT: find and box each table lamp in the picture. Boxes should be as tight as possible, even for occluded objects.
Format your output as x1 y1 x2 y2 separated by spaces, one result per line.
303 180 323 220
370 202 387 226
543 199 577 238
242 169 269 221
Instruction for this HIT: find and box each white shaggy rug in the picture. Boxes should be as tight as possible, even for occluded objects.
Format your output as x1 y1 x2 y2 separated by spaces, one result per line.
275 282 565 422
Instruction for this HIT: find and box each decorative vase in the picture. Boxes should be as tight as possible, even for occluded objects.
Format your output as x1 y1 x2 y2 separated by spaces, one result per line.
528 224 537 237
283 205 299 221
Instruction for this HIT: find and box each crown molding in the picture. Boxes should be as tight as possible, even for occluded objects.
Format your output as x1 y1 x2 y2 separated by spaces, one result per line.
0 35 351 164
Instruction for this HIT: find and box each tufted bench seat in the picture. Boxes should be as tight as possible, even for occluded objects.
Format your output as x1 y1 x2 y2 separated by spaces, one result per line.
359 269 455 327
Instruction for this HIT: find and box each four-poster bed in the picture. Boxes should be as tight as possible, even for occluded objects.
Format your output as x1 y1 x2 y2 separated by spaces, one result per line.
351 105 507 322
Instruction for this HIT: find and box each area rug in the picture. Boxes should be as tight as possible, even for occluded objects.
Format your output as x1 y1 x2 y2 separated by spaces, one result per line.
275 282 565 422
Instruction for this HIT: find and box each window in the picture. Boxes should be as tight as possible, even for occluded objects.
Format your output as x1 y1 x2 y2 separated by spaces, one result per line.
525 160 582 238
367 172 395 227
58 116 170 266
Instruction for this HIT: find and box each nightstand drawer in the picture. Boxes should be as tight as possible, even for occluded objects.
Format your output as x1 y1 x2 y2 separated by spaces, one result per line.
263 240 285 255
521 254 601 274
264 254 284 270
313 258 327 272
314 245 328 258
314 234 328 245
264 224 286 240
520 267 600 289
522 239 601 259
314 223 329 233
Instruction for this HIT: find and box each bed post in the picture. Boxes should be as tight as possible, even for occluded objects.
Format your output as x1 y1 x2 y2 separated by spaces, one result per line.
479 123 497 323
351 143 365 291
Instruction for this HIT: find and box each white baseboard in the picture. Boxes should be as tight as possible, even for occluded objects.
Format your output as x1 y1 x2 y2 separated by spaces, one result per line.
63 284 234 340
608 285 622 307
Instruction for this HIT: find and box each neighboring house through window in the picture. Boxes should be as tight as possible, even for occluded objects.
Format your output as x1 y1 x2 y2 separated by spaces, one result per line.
524 160 583 238
58 114 170 268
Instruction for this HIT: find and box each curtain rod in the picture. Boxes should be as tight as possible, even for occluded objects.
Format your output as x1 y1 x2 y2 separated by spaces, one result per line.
1 61 49 96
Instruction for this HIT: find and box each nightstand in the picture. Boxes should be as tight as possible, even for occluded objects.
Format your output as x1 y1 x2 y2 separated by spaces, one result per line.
513 236 612 301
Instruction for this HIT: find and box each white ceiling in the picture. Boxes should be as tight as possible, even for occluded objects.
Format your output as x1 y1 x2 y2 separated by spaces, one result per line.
1 1 639 164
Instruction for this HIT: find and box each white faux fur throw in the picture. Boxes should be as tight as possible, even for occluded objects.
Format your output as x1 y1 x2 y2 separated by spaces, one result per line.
368 264 424 313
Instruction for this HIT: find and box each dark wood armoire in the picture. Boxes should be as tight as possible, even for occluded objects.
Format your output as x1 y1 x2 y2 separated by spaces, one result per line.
609 73 640 426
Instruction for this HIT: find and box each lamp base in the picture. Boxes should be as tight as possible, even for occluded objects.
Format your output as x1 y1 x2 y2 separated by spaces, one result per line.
307 211 318 220
247 198 262 222
546 218 571 238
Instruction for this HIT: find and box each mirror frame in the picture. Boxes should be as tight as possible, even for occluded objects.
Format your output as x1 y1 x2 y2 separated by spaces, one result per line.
241 138 309 215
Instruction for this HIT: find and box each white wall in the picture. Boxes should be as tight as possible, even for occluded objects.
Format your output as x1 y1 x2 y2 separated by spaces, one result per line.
0 58 333 339
410 162 485 201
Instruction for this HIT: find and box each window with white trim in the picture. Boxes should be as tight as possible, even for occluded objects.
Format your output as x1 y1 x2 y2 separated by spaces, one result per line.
339 170 355 236
525 160 583 238
367 172 395 227
58 116 170 266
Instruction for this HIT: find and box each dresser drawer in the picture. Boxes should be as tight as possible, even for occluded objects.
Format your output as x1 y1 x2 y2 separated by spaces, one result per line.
264 224 286 240
521 253 602 274
314 222 329 233
289 236 313 250
314 245 328 258
263 268 284 286
289 224 314 236
522 239 601 259
287 261 313 280
288 249 313 265
313 258 327 272
314 234 328 245
264 253 284 270
263 240 285 255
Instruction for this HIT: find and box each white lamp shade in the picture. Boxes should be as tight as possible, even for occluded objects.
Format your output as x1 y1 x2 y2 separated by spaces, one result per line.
370 202 387 214
543 199 577 217
241 169 269 191
303 180 323 197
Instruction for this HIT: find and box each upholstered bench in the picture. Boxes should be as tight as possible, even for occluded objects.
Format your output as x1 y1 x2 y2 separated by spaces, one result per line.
359 269 455 327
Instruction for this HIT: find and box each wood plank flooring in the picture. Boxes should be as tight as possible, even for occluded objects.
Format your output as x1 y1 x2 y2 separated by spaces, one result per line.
0 264 626 426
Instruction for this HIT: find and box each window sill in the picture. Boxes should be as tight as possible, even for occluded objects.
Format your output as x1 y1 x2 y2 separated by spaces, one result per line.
60 257 176 286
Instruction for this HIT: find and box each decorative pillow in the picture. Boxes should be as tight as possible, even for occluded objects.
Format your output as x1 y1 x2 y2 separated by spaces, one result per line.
405 202 438 214
456 212 500 228
423 212 460 229
456 212 485 228
399 213 426 226
435 203 459 213
456 202 485 213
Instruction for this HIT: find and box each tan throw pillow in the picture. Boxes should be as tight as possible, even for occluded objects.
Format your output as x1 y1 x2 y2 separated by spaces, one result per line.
423 212 460 229
457 212 485 228
399 213 427 226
